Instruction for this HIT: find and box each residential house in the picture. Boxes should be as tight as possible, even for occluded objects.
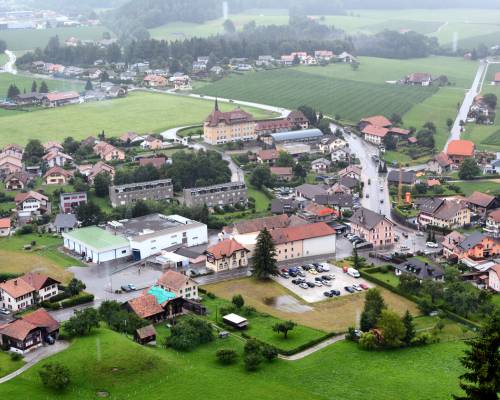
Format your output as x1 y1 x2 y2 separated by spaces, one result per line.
446 140 475 165
119 132 141 144
93 142 125 161
43 141 63 154
0 218 11 237
43 166 73 185
488 264 500 292
311 158 332 173
484 159 500 175
427 152 453 174
302 203 338 222
270 198 299 214
286 110 309 129
169 74 192 90
140 135 163 150
314 50 334 61
405 72 433 86
134 325 157 345
0 149 23 177
387 170 417 186
270 166 293 182
338 165 362 181
349 207 395 247
210 66 224 75
315 193 354 210
358 115 392 131
484 209 500 238
329 182 351 195
205 239 249 272
257 149 279 165
106 85 128 98
330 148 350 162
256 55 275 66
442 231 500 261
319 137 347 154
340 175 360 192
14 191 50 218
143 74 168 88
125 287 183 323
295 183 328 201
336 52 356 63
280 55 294 65
418 198 470 229
60 192 87 213
362 125 389 145
53 213 78 233
0 308 59 354
203 100 255 145
156 270 198 299
84 161 115 184
466 192 498 217
42 91 80 107
4 171 29 191
42 151 73 168
138 156 167 169
270 222 336 262
394 257 444 281
0 273 60 311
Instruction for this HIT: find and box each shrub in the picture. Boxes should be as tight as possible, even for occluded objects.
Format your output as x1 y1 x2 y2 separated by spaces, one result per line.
241 305 256 317
167 317 214 351
359 332 378 350
232 294 244 309
216 349 238 365
411 332 436 346
60 293 94 308
261 344 278 362
206 292 216 299
10 352 23 361
244 352 263 371
38 362 70 391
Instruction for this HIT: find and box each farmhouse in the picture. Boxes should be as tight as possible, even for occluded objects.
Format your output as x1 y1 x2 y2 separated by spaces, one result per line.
42 91 81 107
270 222 336 261
405 72 432 86
15 191 50 218
93 142 125 161
109 179 174 207
205 238 249 272
203 100 255 145
427 152 453 174
125 287 183 323
270 166 293 181
349 207 395 247
446 140 475 165
140 135 164 150
362 124 389 145
466 192 498 217
257 149 279 165
157 270 198 299
143 74 168 88
295 183 328 201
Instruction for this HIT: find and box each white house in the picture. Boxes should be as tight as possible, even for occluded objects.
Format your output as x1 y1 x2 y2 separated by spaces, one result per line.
0 218 11 237
156 270 199 300
331 148 350 162
488 264 500 292
311 158 331 173
42 151 73 168
14 191 50 218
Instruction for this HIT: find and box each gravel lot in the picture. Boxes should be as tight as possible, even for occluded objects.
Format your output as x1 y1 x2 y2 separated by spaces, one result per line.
273 262 374 303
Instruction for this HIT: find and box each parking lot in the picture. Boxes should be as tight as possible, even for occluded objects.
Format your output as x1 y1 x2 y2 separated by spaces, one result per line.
273 262 374 303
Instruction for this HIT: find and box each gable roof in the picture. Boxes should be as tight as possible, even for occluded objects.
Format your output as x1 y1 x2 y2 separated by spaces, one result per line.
488 209 500 223
349 207 392 230
20 272 59 291
258 149 279 161
157 270 193 289
0 278 34 298
304 202 337 217
45 91 80 102
362 125 389 138
207 239 247 260
296 183 328 199
43 166 73 179
14 191 48 204
447 140 475 157
139 157 166 168
205 106 253 127
387 170 417 185
127 294 165 319
0 218 11 229
136 324 156 339
270 166 293 176
21 308 59 333
407 72 432 83
360 115 392 127
467 191 496 208
395 257 444 280
270 222 335 245
5 171 29 185
54 213 78 229
230 214 290 235
315 193 354 208
457 232 490 251
338 165 362 177
0 319 38 341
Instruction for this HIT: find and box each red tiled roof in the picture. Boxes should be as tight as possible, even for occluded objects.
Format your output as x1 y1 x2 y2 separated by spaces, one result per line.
157 270 191 290
0 278 34 298
447 140 475 157
43 166 73 179
390 127 410 135
489 209 500 223
139 157 166 168
0 319 37 341
407 72 432 83
360 115 392 127
434 152 453 167
207 239 247 260
255 119 292 132
0 218 11 229
229 214 290 234
22 308 59 333
43 141 63 150
205 107 253 127
407 137 417 144
270 167 293 176
20 272 59 291
258 149 279 161
14 191 48 204
45 91 80 102
304 203 337 217
427 179 441 187
128 294 164 319
467 191 496 208
270 222 335 245
120 132 139 142
362 125 389 138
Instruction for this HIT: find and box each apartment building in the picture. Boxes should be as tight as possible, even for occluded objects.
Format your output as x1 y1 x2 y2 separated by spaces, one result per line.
109 179 173 207
183 182 247 208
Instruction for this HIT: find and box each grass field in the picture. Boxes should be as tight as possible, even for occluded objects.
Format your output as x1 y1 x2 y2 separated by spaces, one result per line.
0 73 83 101
0 351 25 378
0 26 112 52
0 92 276 146
451 180 500 196
0 326 467 400
203 277 418 332
0 234 83 283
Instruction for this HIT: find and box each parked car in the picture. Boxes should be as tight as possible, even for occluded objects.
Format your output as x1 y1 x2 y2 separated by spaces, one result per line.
0 308 10 315
330 289 341 296
347 268 360 278
128 284 137 291
352 284 362 291
416 231 424 237
359 283 369 290
299 283 309 289
320 264 331 272
292 279 300 285
298 271 306 277
426 242 439 248
322 280 332 287
281 272 290 279
402 232 409 238
121 285 132 292
321 275 332 281
314 281 323 287
344 286 355 293
315 277 323 282
306 281 316 288
324 291 334 298
309 269 318 275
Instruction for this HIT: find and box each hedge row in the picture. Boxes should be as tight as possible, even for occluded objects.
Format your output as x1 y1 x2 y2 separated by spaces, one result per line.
360 270 481 329
41 293 94 310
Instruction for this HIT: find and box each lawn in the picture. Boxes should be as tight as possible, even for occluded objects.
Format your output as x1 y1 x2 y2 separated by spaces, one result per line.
244 177 272 212
0 92 276 147
451 180 500 196
0 351 25 379
196 68 437 123
0 234 83 283
0 326 467 400
0 73 83 101
368 271 401 287
203 277 418 333
0 26 112 51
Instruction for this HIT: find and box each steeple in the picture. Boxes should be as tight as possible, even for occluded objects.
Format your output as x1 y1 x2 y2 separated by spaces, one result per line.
214 98 219 111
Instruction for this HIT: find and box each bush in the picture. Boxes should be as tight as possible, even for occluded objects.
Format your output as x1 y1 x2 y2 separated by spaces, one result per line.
216 349 238 365
60 293 94 308
167 317 214 351
261 344 278 362
359 332 378 350
244 353 263 371
10 352 23 361
206 292 216 299
241 305 256 317
38 362 70 391
0 272 22 282
411 332 437 346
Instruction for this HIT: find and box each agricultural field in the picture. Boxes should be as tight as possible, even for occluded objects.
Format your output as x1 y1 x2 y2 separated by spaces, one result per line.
0 26 113 52
0 92 276 147
451 180 500 196
0 73 83 100
203 277 418 332
0 326 467 400
0 234 83 283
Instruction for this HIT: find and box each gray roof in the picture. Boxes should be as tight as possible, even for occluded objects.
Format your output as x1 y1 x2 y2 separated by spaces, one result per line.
270 198 298 214
315 193 354 208
271 128 323 143
340 176 358 189
419 198 444 215
349 207 391 230
457 232 488 251
54 213 77 229
394 257 444 280
387 170 417 185
296 184 328 199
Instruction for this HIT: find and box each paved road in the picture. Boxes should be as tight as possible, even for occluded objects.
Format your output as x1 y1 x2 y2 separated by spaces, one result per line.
446 60 488 150
0 341 69 384
279 334 346 361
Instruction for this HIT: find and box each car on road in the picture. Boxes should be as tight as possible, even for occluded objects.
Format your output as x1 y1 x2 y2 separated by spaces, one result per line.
0 308 11 315
402 232 409 238
426 242 439 248
344 286 355 293
366 193 369 198
379 185 384 191
299 283 309 289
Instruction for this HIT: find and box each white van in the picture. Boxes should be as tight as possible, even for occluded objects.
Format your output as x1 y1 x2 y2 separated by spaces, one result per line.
347 268 360 278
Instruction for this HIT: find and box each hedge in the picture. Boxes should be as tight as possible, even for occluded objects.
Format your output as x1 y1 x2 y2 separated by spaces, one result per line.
41 293 94 310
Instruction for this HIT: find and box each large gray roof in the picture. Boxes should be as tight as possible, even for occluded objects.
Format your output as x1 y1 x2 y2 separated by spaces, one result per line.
394 257 444 280
349 207 391 230
271 128 323 142
54 213 77 229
